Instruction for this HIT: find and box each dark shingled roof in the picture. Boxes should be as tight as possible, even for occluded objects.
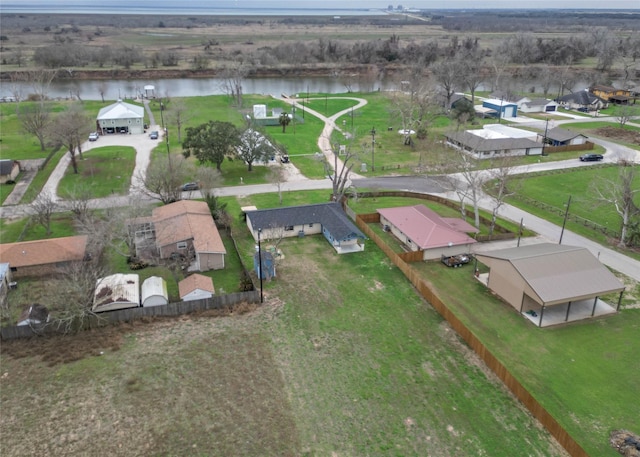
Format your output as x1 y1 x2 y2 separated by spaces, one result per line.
546 127 586 142
0 160 16 175
246 202 365 241
557 91 603 106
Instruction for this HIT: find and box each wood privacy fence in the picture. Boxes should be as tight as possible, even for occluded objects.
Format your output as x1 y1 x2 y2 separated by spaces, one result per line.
543 141 595 154
355 214 590 457
0 291 260 340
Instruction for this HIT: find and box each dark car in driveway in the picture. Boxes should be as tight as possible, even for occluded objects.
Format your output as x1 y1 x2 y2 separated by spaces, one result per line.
181 182 199 191
149 131 159 140
579 153 604 162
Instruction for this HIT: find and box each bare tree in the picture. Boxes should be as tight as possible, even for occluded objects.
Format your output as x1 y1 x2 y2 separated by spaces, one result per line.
48 103 92 174
442 147 486 229
431 59 462 111
65 184 93 223
268 162 287 206
98 81 108 102
614 105 639 128
18 103 52 151
324 140 357 202
30 191 58 236
485 156 519 235
137 153 194 204
592 160 640 248
388 76 435 146
166 98 191 142
220 61 249 107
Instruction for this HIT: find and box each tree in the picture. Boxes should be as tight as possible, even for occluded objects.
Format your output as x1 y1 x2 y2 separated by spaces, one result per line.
47 103 92 174
237 128 275 171
431 59 461 111
614 105 639 128
485 156 519 235
268 162 287 206
278 112 291 133
182 120 240 171
442 147 486 229
18 102 52 151
137 153 194 204
324 140 357 202
166 98 191 143
220 61 249 107
388 74 435 146
30 191 58 236
592 160 640 248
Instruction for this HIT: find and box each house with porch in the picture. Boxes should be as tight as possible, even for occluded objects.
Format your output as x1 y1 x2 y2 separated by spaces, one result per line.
445 126 544 159
377 204 478 260
589 85 632 104
474 243 625 327
542 127 589 146
556 90 607 111
245 202 365 254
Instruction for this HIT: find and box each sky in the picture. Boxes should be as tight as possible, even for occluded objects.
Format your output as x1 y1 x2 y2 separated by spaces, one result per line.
3 0 640 9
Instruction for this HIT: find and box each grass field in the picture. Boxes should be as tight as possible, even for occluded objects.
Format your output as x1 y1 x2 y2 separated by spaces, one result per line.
0 235 567 457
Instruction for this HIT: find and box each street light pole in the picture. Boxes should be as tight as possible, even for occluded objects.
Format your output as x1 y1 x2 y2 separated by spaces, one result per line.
370 127 376 172
257 228 264 303
517 218 524 247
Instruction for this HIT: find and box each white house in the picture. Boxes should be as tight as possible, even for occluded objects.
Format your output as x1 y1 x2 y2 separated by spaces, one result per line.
96 100 145 135
141 276 169 307
179 274 215 302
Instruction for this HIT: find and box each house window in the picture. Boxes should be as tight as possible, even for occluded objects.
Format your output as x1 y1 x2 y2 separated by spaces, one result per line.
308 223 314 228
177 241 188 249
285 225 294 231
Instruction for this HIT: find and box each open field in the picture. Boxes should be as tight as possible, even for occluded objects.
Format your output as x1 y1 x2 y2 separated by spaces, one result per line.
0 235 567 457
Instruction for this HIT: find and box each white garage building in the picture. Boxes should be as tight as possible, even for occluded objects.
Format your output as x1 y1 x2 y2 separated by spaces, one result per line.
96 100 145 135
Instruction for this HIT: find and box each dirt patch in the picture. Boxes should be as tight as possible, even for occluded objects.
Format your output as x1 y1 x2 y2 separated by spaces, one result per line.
594 126 640 146
610 430 640 457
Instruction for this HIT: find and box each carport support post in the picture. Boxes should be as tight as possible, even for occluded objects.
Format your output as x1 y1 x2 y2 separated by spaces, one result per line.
538 305 545 327
617 290 623 311
565 301 572 322
591 296 598 317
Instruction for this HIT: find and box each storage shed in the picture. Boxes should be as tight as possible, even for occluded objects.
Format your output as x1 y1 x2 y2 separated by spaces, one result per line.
179 274 215 302
482 99 518 119
141 276 168 307
93 274 140 313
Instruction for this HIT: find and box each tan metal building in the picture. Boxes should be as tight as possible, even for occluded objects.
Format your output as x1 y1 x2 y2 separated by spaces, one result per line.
475 243 625 327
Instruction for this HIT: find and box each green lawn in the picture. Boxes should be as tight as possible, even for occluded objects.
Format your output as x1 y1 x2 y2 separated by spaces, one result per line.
414 261 640 457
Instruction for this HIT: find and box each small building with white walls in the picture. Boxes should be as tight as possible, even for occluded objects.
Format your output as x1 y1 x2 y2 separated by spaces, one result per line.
179 274 215 302
141 276 169 307
96 100 145 135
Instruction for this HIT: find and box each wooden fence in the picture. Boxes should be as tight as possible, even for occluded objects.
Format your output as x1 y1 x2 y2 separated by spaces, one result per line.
543 141 595 154
355 214 590 457
0 290 260 340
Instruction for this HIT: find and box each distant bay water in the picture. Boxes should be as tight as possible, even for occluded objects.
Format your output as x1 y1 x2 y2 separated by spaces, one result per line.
0 1 386 16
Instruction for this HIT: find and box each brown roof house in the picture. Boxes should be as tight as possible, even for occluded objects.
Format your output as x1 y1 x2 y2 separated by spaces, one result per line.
0 235 89 278
377 205 478 260
179 274 215 302
131 200 226 272
474 243 625 327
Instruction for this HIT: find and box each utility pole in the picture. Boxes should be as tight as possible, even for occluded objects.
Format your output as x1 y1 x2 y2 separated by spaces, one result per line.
370 127 376 172
559 195 572 245
257 228 264 303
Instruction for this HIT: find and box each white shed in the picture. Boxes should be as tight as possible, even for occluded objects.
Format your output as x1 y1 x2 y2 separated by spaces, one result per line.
179 274 215 302
93 274 140 313
141 276 168 307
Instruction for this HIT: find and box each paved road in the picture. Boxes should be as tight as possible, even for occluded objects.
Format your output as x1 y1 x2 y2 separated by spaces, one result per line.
2 98 639 282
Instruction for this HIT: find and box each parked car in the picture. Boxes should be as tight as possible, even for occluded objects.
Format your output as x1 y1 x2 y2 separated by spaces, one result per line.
576 107 590 113
119 128 128 134
441 254 471 268
88 132 99 141
149 131 159 140
181 182 199 191
579 153 604 162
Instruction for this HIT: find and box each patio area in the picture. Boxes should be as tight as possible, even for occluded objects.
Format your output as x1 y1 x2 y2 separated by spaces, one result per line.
521 298 618 328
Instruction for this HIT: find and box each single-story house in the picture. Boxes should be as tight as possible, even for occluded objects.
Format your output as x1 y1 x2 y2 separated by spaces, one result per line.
448 93 474 111
245 202 366 255
377 204 478 260
93 273 140 313
141 276 168 307
474 243 625 327
481 99 518 119
445 129 544 159
17 304 50 327
130 200 226 272
519 98 559 113
542 127 589 146
0 235 89 278
179 274 215 302
96 100 145 135
0 159 20 184
556 90 607 111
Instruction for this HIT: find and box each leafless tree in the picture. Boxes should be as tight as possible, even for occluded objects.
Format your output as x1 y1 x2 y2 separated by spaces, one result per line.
388 76 435 145
166 98 191 142
65 184 93 223
431 59 462 111
324 140 358 202
442 147 486 229
136 153 194 204
30 191 58 236
49 258 108 334
485 156 519 235
48 103 92 174
98 81 108 102
614 105 639 128
592 159 640 248
268 162 287 206
220 61 249 107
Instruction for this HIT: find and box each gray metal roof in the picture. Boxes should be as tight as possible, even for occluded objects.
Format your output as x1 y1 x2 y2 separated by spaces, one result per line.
546 127 586 142
246 202 365 241
475 243 625 305
446 131 542 152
